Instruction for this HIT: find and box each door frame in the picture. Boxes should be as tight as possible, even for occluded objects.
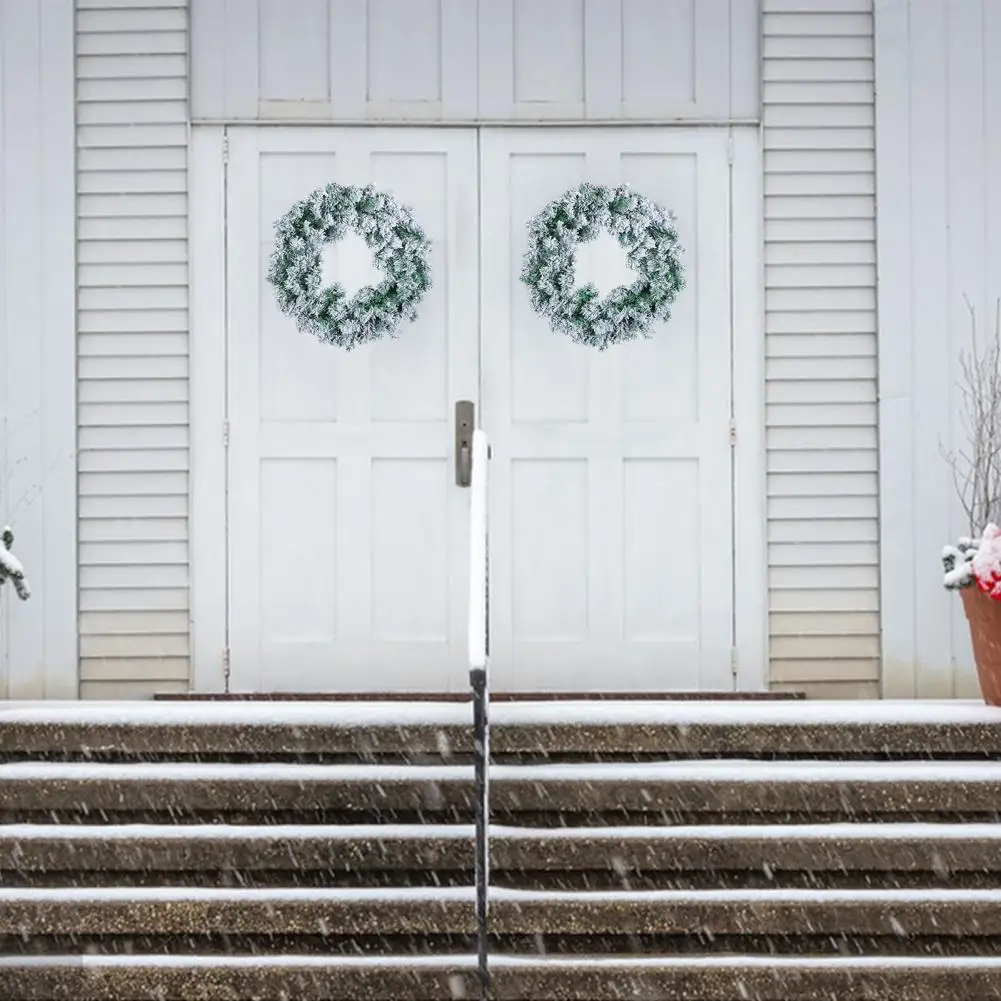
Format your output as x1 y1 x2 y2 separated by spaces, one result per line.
189 125 229 692
188 123 767 693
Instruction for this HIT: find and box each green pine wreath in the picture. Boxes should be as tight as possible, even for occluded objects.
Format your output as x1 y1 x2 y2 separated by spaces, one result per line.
267 182 432 350
520 182 685 350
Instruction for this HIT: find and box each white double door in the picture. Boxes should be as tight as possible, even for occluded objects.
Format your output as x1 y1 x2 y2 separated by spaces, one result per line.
226 126 734 693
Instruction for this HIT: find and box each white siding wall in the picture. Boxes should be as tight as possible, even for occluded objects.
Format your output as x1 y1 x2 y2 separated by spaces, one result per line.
191 0 759 123
876 0 1001 699
0 0 77 699
762 0 879 698
76 0 190 698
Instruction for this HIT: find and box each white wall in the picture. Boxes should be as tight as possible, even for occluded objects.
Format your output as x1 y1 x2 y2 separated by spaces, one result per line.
876 0 1000 698
0 0 78 698
76 0 191 699
191 0 759 123
762 0 879 698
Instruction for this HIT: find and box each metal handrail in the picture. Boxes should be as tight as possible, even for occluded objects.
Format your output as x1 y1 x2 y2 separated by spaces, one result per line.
467 428 490 1001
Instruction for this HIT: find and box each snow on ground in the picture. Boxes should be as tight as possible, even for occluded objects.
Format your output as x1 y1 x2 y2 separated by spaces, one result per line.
2 758 1000 782
2 884 1001 904
3 953 1001 969
5 821 1001 841
0 698 999 727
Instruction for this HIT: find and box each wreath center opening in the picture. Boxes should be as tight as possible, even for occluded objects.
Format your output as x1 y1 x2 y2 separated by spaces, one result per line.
319 230 382 298
577 230 638 298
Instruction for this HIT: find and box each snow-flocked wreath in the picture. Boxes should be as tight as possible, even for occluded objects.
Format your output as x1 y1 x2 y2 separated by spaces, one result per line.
267 183 432 350
520 182 685 350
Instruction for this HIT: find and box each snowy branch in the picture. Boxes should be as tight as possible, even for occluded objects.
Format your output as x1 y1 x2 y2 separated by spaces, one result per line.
0 526 30 600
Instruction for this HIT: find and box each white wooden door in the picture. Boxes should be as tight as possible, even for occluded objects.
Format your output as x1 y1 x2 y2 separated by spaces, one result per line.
480 129 734 691
225 126 734 693
225 127 479 692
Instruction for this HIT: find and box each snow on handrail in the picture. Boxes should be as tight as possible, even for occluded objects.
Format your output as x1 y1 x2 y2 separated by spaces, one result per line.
467 429 489 671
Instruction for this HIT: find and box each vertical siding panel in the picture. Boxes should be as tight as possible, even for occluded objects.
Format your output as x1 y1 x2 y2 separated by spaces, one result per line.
0 0 78 699
944 0 985 699
76 0 191 698
877 0 1001 698
908 0 951 698
873 0 915 697
763 0 879 697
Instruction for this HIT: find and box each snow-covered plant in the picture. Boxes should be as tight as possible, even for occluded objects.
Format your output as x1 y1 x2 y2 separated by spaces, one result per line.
942 298 1001 591
972 524 1001 599
0 526 30 600
942 537 978 590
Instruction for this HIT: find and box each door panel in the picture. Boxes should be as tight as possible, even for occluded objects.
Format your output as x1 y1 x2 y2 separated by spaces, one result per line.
479 128 734 691
225 127 479 691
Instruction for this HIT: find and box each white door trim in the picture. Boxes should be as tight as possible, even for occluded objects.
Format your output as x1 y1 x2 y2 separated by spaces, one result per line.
730 125 768 691
189 125 229 692
188 122 768 694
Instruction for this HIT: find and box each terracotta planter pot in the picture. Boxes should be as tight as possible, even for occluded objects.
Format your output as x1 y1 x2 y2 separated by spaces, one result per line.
961 585 1001 706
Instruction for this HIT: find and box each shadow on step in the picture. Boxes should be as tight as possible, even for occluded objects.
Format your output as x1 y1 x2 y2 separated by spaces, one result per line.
7 933 1001 959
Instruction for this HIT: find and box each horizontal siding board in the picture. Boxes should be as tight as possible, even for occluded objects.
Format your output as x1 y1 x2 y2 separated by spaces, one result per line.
765 12 871 35
80 609 189 633
76 29 186 55
767 449 877 474
79 471 187 495
764 102 873 127
77 52 186 78
79 517 188 542
79 564 190 589
769 423 877 448
78 402 189 427
79 424 189 449
769 495 878 521
763 34 873 59
76 0 191 692
80 680 189 699
78 448 188 473
78 122 187 146
80 656 190 682
78 238 188 262
78 307 188 331
79 586 189 611
768 518 878 543
765 357 877 380
770 659 880 684
767 403 878 427
770 565 879 590
79 495 189 520
78 99 188 125
77 75 187 100
763 2 878 698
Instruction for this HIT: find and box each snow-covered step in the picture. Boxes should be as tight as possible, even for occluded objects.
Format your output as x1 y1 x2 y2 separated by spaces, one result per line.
3 884 1001 942
2 953 1001 999
4 822 1001 888
3 698 1001 759
3 759 1001 820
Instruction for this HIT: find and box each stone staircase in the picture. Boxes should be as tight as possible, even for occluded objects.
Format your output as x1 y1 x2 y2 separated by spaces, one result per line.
2 699 1001 998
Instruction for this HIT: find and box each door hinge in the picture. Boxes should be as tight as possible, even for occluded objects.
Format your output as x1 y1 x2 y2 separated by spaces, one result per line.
728 420 736 447
730 646 739 678
222 134 230 165
222 420 230 447
222 647 231 691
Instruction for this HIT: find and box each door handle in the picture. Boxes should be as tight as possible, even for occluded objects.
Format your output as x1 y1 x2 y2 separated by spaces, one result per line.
455 400 475 487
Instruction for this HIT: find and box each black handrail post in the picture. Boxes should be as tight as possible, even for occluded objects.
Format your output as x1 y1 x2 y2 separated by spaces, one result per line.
470 663 490 1001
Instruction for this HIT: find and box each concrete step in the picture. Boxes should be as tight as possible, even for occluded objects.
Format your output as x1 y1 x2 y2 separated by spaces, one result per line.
2 953 1001 999
3 759 1001 822
3 885 1001 941
4 822 1001 888
3 700 1001 760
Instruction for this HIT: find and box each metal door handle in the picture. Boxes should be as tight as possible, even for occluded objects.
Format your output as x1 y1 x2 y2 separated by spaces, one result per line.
455 400 474 487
